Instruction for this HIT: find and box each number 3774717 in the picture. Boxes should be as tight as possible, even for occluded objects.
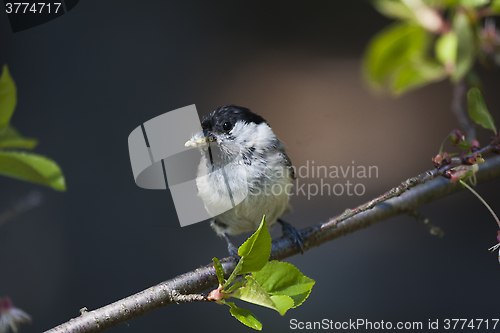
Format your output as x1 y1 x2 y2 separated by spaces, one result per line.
5 3 61 14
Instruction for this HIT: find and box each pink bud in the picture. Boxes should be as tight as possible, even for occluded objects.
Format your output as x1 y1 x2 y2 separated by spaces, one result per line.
432 154 443 167
470 140 480 151
208 288 224 301
450 130 464 145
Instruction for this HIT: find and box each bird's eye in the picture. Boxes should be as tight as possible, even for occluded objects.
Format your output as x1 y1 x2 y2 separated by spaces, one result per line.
222 122 232 132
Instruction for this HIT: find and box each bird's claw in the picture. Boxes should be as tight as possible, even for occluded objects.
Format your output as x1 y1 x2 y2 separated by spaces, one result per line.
278 219 304 254
224 233 241 262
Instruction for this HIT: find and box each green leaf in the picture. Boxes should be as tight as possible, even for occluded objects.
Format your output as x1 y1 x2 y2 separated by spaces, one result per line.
372 0 415 20
423 0 460 7
0 125 38 149
252 261 315 308
213 257 225 286
270 295 295 315
459 0 488 7
491 0 500 14
223 257 243 288
435 31 458 66
0 150 66 191
224 279 246 293
237 216 271 275
457 140 471 150
231 276 288 315
363 22 429 89
226 302 262 331
390 59 446 95
467 88 496 133
451 12 475 82
0 65 17 128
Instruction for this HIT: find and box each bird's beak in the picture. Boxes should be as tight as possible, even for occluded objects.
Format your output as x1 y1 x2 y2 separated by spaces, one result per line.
204 129 216 143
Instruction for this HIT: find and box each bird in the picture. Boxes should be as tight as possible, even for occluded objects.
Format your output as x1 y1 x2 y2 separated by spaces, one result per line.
185 105 303 256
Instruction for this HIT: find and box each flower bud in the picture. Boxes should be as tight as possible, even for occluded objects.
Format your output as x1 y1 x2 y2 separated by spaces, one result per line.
450 130 464 145
432 154 443 167
470 140 480 152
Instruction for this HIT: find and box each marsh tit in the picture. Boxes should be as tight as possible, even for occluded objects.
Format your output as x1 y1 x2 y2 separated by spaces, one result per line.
185 105 303 255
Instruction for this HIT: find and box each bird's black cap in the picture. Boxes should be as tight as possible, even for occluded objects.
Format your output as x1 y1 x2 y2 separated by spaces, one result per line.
202 105 267 134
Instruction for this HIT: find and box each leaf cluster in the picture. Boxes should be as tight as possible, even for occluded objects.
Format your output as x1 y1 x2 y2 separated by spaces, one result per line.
364 0 500 94
209 216 315 330
0 65 65 191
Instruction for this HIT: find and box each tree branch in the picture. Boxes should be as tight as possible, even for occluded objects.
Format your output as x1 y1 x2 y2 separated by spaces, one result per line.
44 154 500 333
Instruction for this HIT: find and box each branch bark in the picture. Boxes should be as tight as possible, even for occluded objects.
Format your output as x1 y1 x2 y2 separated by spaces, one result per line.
44 155 500 333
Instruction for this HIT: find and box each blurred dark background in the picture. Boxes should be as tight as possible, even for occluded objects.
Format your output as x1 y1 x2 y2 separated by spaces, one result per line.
1 1 500 332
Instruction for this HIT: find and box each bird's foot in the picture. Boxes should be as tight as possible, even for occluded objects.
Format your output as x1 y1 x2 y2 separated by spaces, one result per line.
278 218 304 254
224 233 240 261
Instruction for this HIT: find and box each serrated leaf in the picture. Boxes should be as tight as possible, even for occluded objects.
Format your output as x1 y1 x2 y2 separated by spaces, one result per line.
0 151 66 191
435 31 458 65
363 22 429 89
451 12 474 82
0 65 17 128
213 257 225 286
0 125 38 149
226 302 262 331
270 295 295 316
252 261 315 308
237 216 271 275
231 276 287 315
467 88 496 133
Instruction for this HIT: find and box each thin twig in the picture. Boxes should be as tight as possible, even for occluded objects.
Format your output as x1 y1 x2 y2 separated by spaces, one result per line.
459 179 500 228
0 190 43 228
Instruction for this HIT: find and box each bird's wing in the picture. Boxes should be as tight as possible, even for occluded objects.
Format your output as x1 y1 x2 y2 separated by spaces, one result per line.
277 140 296 180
